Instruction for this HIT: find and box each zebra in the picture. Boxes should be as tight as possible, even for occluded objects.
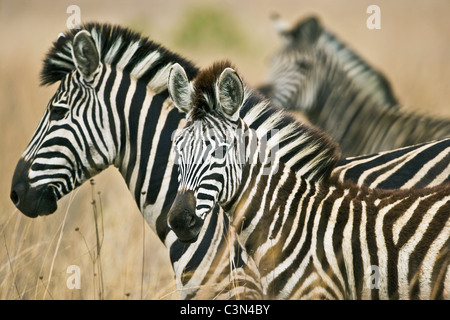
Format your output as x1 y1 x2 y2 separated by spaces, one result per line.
167 60 450 299
259 15 450 157
264 14 450 191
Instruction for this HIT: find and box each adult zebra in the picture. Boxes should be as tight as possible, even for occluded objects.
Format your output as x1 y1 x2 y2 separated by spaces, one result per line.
167 61 450 300
260 16 450 157
9 23 264 300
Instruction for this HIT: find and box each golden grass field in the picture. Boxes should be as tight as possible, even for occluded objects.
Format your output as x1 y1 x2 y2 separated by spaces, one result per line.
0 0 449 299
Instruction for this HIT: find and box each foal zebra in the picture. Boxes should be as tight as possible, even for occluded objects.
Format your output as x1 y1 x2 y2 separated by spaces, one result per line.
167 61 450 299
260 16 450 157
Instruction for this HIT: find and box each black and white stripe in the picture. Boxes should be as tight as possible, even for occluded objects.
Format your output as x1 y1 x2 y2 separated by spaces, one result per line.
168 61 450 300
334 138 450 190
260 16 450 157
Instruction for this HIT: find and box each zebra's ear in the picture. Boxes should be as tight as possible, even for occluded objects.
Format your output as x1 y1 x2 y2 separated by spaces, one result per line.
168 63 193 114
217 67 244 120
72 30 100 82
273 15 321 46
294 16 321 44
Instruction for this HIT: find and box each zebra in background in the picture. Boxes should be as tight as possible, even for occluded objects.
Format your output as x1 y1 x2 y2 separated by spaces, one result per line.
260 15 450 157
263 14 450 192
167 61 450 299
9 23 263 300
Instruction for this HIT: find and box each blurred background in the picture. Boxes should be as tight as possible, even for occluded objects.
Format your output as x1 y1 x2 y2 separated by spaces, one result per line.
0 0 449 299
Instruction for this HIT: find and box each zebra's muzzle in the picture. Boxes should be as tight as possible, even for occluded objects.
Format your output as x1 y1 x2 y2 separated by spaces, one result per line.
167 190 204 243
10 158 58 218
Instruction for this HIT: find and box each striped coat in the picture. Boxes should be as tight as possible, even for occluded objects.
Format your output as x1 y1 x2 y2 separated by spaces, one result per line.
167 61 450 299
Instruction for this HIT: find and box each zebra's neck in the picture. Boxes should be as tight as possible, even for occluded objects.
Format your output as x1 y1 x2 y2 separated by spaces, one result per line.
240 89 340 179
307 48 390 121
96 64 185 236
221 119 339 228
317 30 398 108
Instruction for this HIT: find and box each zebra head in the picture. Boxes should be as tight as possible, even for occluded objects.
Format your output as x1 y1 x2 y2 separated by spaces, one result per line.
261 15 398 115
166 62 250 243
10 30 112 218
259 15 322 112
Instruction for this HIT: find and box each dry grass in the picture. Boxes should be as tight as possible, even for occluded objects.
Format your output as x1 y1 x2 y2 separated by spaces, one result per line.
1 0 449 299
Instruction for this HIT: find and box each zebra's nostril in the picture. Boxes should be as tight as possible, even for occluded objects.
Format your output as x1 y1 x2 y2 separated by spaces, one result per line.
186 211 197 228
10 190 19 206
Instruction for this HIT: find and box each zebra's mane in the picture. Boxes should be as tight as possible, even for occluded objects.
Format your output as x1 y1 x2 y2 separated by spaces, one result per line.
288 16 398 108
41 22 198 92
190 61 341 181
318 26 398 108
319 33 397 107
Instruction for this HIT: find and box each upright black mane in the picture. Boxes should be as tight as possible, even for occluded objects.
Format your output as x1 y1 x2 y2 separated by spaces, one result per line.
40 22 199 87
189 60 237 121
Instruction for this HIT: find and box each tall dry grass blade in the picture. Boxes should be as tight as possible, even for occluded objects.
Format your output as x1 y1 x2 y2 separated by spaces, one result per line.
90 179 105 300
39 276 53 299
0 208 18 235
430 247 449 300
42 180 79 300
3 234 21 299
225 226 240 300
141 211 146 300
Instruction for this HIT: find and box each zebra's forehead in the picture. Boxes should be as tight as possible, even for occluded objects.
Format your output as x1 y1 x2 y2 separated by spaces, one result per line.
175 123 202 147
176 118 232 147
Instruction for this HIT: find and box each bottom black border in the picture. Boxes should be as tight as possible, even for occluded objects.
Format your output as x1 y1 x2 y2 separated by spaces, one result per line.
1 299 442 318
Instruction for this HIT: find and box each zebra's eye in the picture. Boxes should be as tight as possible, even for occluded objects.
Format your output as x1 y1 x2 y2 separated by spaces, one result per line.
296 60 311 71
50 106 69 121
